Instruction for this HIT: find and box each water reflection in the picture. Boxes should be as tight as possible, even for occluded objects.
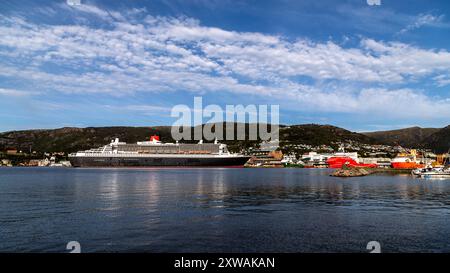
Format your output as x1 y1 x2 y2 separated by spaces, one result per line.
1 167 450 252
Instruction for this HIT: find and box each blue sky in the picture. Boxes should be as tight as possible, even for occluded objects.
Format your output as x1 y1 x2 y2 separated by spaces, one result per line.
1 0 450 132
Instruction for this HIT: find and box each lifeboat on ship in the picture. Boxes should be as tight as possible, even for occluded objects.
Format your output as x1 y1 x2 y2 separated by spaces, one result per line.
326 157 377 169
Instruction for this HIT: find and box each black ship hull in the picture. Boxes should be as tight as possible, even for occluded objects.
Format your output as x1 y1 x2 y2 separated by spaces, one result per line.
69 156 251 167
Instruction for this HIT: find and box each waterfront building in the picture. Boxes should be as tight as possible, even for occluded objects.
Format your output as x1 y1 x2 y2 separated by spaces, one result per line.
246 140 283 167
0 159 12 167
247 151 284 168
6 148 18 155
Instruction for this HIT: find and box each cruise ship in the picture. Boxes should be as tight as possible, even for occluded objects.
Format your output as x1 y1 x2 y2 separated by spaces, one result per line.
69 136 251 167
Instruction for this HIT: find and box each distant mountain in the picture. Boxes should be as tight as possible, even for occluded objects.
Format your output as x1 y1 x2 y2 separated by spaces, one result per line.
1 123 449 154
421 125 450 154
0 126 173 153
280 124 375 146
363 127 440 147
0 124 374 154
0 123 269 154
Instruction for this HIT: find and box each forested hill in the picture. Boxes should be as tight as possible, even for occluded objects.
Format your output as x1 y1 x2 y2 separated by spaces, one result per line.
1 123 449 154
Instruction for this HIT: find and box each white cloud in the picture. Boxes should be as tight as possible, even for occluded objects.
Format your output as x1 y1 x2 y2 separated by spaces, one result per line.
0 88 37 97
434 75 450 87
0 6 450 120
2 13 450 87
104 104 172 113
61 3 113 21
399 13 446 34
280 86 450 118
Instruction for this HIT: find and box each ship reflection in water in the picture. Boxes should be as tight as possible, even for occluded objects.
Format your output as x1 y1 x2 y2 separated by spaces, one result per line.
0 168 450 253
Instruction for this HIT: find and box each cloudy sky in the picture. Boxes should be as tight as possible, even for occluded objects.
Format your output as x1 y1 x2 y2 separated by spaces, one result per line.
1 0 450 132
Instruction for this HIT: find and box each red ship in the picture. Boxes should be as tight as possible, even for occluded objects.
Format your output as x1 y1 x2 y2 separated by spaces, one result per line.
391 150 425 169
326 157 377 169
391 157 424 169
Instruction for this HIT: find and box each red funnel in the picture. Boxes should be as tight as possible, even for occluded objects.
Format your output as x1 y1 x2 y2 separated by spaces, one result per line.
150 135 160 141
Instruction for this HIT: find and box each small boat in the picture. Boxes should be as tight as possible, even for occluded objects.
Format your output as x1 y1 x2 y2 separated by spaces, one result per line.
413 149 450 178
420 169 450 179
412 166 440 175
412 166 450 179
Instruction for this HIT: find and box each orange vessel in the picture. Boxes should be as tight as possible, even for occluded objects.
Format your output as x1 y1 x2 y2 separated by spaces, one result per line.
391 150 424 169
391 160 424 169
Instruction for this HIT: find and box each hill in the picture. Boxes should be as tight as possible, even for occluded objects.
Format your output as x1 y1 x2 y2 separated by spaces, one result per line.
280 124 375 146
421 125 450 154
0 124 372 154
1 124 449 154
0 123 271 154
362 127 440 147
0 126 173 154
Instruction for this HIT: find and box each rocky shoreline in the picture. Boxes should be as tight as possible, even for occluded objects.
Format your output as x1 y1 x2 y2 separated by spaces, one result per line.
331 166 416 177
331 167 374 177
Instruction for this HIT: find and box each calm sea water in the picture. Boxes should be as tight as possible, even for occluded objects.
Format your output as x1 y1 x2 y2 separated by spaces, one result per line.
0 167 449 253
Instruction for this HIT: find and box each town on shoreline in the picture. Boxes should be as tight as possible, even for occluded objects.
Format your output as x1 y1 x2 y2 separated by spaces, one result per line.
1 124 449 170
1 138 448 170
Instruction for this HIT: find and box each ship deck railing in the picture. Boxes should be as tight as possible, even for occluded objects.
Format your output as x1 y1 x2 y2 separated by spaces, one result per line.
70 152 241 157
